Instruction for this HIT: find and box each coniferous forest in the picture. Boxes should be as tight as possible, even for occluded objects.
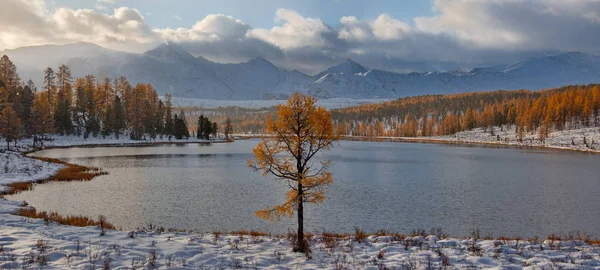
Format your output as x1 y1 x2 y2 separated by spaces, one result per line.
0 55 219 149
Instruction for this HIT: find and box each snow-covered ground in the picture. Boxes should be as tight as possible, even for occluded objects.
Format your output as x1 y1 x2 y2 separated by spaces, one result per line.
0 152 63 193
1 135 215 153
428 126 600 153
1 130 600 269
0 197 599 269
171 97 389 109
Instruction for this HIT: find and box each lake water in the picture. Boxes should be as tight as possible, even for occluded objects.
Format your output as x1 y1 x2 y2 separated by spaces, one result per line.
9 140 600 237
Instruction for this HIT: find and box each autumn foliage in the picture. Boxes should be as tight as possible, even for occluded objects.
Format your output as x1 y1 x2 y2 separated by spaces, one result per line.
248 93 338 252
331 85 600 139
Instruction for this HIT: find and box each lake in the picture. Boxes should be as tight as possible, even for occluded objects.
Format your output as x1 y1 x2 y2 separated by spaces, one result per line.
8 139 600 237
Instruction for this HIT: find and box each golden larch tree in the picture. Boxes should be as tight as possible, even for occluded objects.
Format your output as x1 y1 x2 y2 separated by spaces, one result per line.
0 106 21 150
247 93 338 253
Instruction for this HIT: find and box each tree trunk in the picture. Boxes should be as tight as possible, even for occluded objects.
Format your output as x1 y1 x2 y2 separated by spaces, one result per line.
295 182 305 252
6 140 10 151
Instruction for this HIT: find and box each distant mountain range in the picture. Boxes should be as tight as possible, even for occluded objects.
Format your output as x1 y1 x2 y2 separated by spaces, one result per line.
3 42 600 100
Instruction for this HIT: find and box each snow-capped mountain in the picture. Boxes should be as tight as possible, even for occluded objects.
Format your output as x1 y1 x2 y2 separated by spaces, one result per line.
3 43 600 100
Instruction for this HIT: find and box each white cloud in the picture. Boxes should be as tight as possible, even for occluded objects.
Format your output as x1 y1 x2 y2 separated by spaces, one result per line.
0 0 158 53
95 4 108 11
173 15 182 21
247 9 332 49
3 0 600 74
156 14 249 42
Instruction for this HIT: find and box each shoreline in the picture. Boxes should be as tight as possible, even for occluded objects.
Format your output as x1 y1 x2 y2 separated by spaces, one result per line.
237 133 600 154
339 135 600 154
22 138 230 155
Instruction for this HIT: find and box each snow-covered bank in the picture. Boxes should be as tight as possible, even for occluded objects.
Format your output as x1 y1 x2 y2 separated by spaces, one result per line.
0 152 63 193
1 198 599 269
429 126 600 153
1 135 217 153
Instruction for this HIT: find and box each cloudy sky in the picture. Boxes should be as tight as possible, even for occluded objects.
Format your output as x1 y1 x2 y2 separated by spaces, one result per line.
2 0 600 74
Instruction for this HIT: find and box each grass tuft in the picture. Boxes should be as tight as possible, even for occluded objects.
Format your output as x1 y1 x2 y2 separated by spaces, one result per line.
1 156 107 196
16 207 116 230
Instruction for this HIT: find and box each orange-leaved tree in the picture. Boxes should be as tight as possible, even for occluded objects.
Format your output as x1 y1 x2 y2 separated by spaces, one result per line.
247 93 338 253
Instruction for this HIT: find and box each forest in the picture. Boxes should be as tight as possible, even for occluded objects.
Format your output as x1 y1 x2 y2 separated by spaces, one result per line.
0 55 218 149
331 85 600 142
181 85 600 144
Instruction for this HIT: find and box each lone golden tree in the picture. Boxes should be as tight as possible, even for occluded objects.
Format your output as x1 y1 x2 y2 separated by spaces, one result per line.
248 93 338 252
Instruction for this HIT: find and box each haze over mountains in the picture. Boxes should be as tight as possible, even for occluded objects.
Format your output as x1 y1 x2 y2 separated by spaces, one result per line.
3 42 600 100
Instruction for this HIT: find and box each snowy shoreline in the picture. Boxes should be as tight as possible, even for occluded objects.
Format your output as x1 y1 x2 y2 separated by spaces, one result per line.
340 126 600 154
1 133 600 268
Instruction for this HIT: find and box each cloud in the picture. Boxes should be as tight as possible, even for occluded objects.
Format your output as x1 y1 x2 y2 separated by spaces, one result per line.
414 0 600 52
247 9 332 49
0 0 159 53
173 15 182 21
3 0 600 74
95 4 108 11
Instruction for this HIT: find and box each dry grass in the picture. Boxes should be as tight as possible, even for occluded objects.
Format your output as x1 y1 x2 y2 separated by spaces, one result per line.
1 156 107 196
16 208 116 230
34 157 107 182
4 156 112 231
230 230 271 237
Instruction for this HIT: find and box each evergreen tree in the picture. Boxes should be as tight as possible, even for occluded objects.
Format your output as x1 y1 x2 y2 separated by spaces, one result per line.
54 64 74 135
0 106 21 150
54 94 73 135
173 113 189 139
31 94 54 146
112 96 126 139
43 67 57 106
164 94 174 136
18 83 35 137
224 117 233 139
197 115 205 139
212 122 218 138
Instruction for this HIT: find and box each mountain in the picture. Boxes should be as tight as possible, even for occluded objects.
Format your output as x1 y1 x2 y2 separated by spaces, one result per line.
3 43 600 100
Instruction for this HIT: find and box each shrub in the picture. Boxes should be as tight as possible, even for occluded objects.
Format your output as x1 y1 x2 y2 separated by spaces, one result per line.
354 227 368 243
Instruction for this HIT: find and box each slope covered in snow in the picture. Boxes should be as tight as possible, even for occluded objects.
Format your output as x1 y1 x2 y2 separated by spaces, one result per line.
4 43 600 100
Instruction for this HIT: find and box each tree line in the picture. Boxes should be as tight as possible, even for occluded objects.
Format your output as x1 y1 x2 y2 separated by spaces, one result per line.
330 85 600 141
0 55 222 149
175 85 599 142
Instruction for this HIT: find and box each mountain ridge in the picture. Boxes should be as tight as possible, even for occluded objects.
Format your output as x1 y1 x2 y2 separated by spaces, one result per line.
2 43 600 100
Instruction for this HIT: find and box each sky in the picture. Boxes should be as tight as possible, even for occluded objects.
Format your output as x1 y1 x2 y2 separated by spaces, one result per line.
2 0 600 74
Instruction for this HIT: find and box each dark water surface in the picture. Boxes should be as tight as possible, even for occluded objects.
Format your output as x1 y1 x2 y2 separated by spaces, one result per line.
9 140 600 237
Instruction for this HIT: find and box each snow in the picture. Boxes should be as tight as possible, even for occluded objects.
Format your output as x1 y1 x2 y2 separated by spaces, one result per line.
0 197 599 269
0 152 62 193
428 126 600 153
1 135 214 153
